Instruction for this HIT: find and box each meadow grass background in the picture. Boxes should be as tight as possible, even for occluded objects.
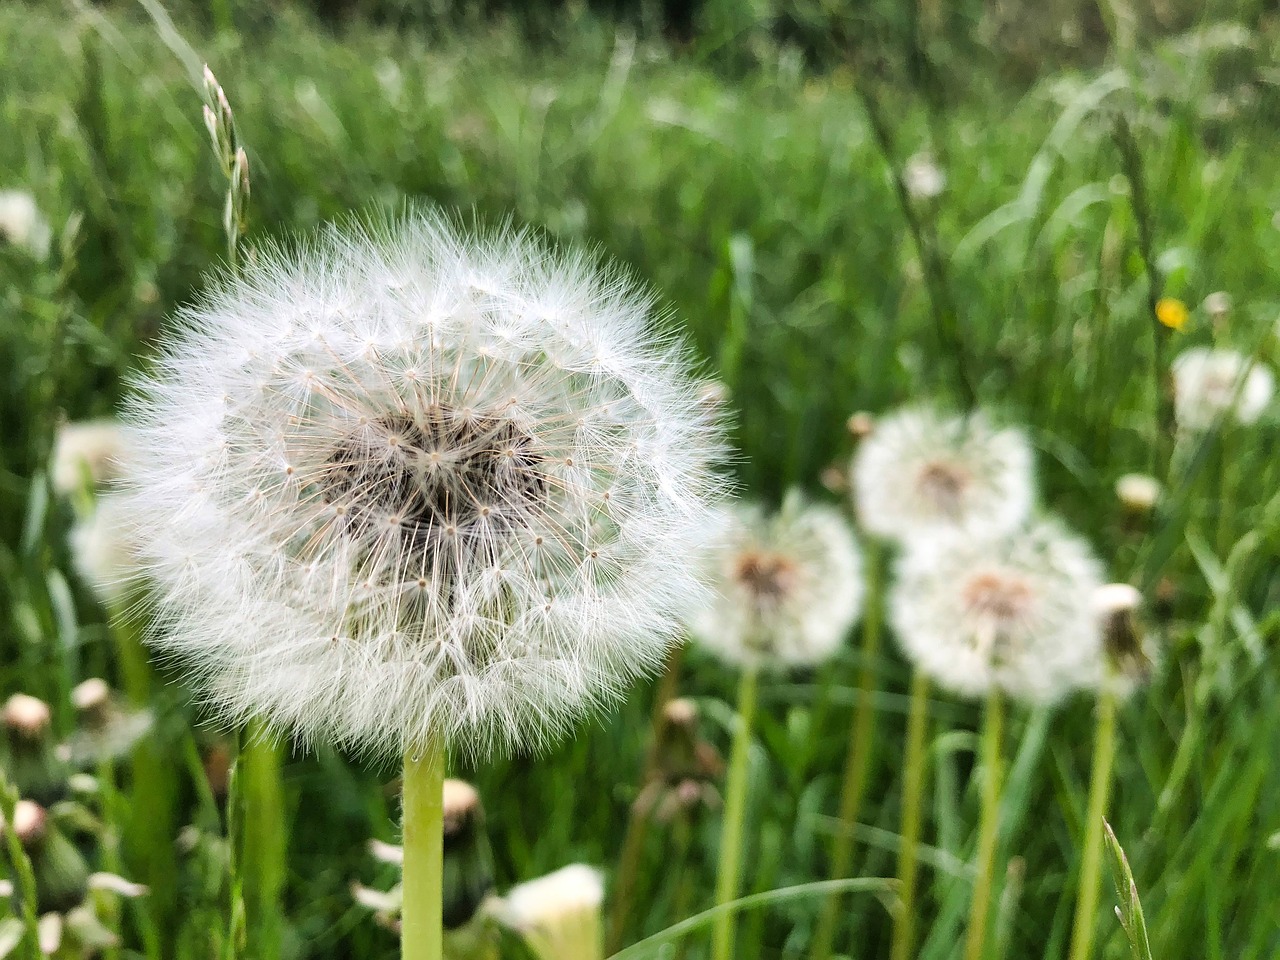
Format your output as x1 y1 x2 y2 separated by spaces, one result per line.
2 1 1279 958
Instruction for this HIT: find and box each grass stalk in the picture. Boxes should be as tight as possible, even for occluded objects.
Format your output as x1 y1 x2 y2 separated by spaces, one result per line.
1067 688 1119 960
891 670 931 960
0 773 41 960
964 689 1005 960
710 663 760 960
811 541 884 960
401 734 447 960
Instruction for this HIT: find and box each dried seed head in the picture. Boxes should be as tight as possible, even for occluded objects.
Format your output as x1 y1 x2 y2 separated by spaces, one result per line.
846 411 875 439
72 678 112 724
1115 473 1161 513
10 799 47 845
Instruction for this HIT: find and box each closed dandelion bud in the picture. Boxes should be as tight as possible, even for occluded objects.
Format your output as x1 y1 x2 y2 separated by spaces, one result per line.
3 800 90 915
635 698 722 824
442 779 494 931
1115 473 1161 515
67 679 153 767
2 694 67 807
496 864 604 960
846 411 875 439
853 406 1034 543
1093 584 1155 697
695 492 862 668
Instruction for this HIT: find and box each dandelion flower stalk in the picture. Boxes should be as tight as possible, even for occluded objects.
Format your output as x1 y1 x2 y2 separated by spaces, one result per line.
711 663 759 960
811 539 884 960
964 689 1004 960
1066 686 1117 960
402 735 447 960
892 670 930 960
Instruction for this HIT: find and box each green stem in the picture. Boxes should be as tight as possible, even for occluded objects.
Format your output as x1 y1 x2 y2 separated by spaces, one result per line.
711 664 760 960
964 689 1004 960
240 733 287 960
892 671 931 960
1067 689 1119 960
811 542 884 960
402 734 447 960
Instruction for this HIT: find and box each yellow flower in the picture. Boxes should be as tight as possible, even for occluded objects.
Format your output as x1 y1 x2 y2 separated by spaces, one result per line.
1156 297 1189 331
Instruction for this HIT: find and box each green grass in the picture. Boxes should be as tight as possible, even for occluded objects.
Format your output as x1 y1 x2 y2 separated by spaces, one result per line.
2 3 1280 958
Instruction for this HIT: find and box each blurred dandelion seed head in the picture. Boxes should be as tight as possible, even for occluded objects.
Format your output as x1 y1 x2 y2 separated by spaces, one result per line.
1172 347 1275 430
852 407 1034 542
52 420 127 496
1115 473 1161 513
0 189 51 258
694 492 862 667
120 210 727 760
890 517 1104 703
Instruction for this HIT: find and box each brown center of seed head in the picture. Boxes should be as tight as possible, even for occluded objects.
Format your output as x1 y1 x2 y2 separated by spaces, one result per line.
732 550 800 607
961 570 1035 624
916 460 971 519
322 410 546 564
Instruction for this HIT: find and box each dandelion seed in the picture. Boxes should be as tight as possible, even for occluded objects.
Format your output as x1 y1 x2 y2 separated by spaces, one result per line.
120 210 726 760
1171 347 1275 430
693 492 862 668
0 189 51 258
1156 297 1189 332
890 517 1104 703
852 406 1034 543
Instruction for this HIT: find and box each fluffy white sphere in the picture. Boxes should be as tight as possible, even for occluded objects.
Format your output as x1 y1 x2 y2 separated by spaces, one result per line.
890 516 1104 704
852 406 1034 543
1171 347 1274 430
693 492 863 668
121 211 726 759
0 189 51 258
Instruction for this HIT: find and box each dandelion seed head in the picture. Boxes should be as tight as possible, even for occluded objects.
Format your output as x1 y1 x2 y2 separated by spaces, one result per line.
890 517 1104 703
0 190 51 258
1172 347 1274 430
69 495 142 606
904 153 946 200
1115 473 1161 513
497 864 604 952
52 420 126 496
852 407 1034 542
694 492 862 668
120 211 726 760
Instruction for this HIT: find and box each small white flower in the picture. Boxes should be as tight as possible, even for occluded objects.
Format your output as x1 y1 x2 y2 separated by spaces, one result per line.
693 492 862 668
1115 473 1161 513
496 864 604 960
1172 347 1274 429
904 152 946 200
890 517 1104 703
52 420 127 496
0 189 51 258
852 407 1034 543
120 211 726 759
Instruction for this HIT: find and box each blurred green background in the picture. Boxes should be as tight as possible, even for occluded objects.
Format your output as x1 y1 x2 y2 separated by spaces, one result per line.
2 0 1279 958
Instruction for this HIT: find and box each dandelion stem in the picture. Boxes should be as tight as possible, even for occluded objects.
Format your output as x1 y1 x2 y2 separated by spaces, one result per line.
964 689 1004 960
240 735 287 960
892 670 931 960
402 734 447 960
711 664 759 960
1067 687 1118 960
811 540 884 960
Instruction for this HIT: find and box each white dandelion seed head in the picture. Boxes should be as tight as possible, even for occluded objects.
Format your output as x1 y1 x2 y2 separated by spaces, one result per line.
1115 473 1161 513
69 494 142 606
119 210 727 761
1172 347 1275 430
903 152 946 200
693 491 862 668
890 516 1105 704
852 407 1035 543
1202 291 1232 318
0 189 51 258
52 419 127 496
